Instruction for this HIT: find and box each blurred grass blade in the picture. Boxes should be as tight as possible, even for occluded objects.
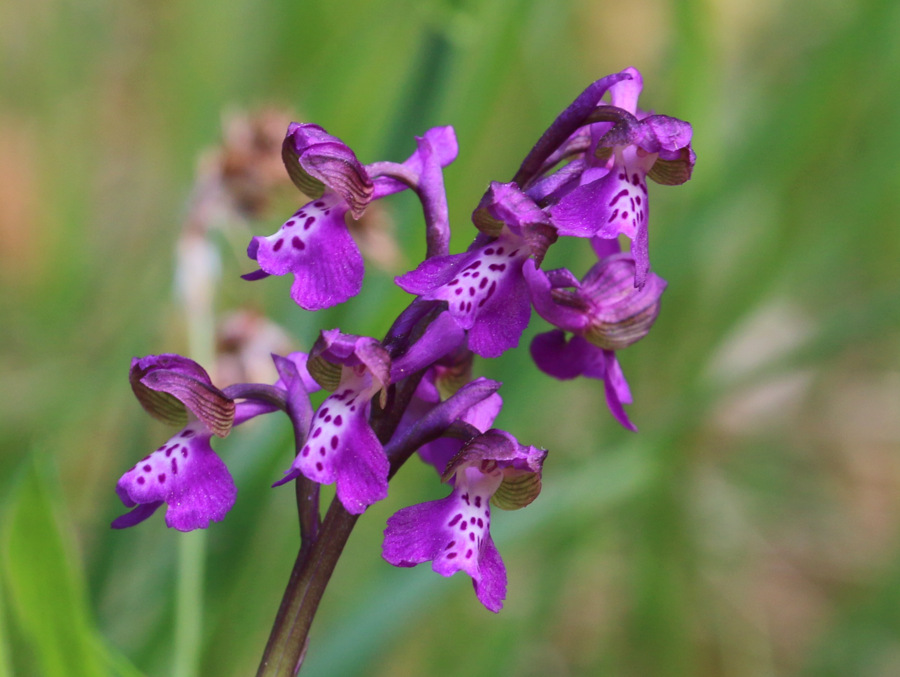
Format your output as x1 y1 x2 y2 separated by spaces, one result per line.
1 451 144 677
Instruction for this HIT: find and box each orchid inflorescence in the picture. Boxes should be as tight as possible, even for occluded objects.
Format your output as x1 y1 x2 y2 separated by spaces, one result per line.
114 66 693 661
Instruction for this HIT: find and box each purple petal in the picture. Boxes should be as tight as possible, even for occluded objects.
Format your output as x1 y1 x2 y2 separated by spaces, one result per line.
111 502 162 529
130 354 234 437
281 389 388 514
113 423 237 531
397 237 533 359
530 330 606 380
382 467 507 611
523 260 589 333
530 332 636 430
282 123 374 218
473 536 507 613
602 350 636 431
608 66 643 113
390 311 466 381
250 194 364 310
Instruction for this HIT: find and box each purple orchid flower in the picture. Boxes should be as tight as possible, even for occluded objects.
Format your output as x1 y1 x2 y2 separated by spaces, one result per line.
546 67 694 287
383 429 546 612
245 125 458 311
523 251 666 430
112 401 268 531
114 354 276 530
273 330 393 515
396 182 555 358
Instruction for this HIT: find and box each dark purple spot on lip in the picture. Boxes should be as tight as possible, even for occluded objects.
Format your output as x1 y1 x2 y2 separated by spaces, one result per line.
508 249 519 258
181 430 195 438
465 549 473 559
312 428 322 438
304 216 315 230
474 496 482 508
609 189 629 207
636 196 642 205
171 459 178 474
468 287 475 297
319 408 329 418
496 247 504 255
484 248 494 255
291 236 305 250
454 287 463 295
619 172 627 180
324 415 332 423
459 520 468 531
273 239 284 252
330 435 339 450
182 448 188 458
142 455 150 461
316 462 324 471
448 513 462 527
143 464 152 472
477 518 483 528
632 173 640 185
621 211 629 220
608 209 619 223
486 281 497 298
137 476 145 485
449 278 459 286
469 532 475 541
319 446 326 456
479 277 488 289
445 540 456 550
302 447 310 457
488 263 506 272
165 447 174 457
313 201 325 208
285 219 296 227
333 415 342 426
446 552 457 559
157 473 166 483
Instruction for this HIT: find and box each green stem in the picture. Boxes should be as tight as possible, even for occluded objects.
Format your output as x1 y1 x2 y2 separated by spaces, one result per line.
256 502 359 677
173 530 206 677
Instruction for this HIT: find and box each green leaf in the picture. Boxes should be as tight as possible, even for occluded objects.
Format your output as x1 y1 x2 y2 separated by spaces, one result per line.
1 452 145 677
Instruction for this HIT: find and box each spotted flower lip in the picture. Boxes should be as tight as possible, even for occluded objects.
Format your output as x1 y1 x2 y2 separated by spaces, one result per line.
396 183 551 359
129 354 235 438
382 429 546 612
544 66 694 287
274 331 392 515
112 400 270 531
247 125 460 311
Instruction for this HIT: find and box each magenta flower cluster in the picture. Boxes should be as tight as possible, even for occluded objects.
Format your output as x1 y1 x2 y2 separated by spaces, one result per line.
114 67 693 612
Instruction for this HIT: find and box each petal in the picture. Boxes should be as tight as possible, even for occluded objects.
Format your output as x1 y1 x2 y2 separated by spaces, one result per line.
382 467 505 611
113 423 236 531
530 330 606 380
390 311 466 382
523 260 589 333
601 350 636 431
415 390 503 474
280 389 388 514
129 354 234 437
473 536 507 613
580 253 667 349
282 123 374 218
608 66 643 114
397 239 533 359
249 194 364 310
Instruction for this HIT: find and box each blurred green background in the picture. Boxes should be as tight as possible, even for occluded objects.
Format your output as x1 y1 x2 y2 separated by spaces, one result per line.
2 0 899 675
